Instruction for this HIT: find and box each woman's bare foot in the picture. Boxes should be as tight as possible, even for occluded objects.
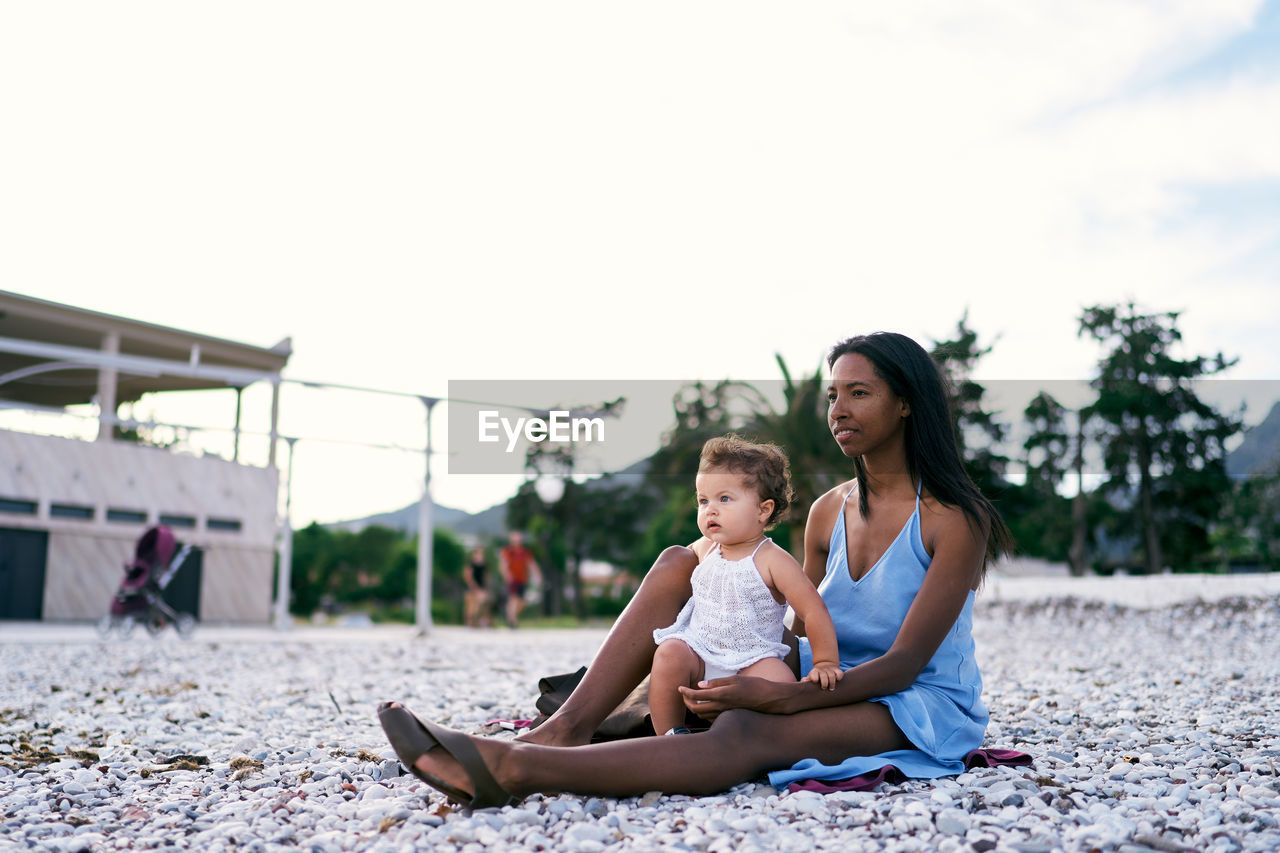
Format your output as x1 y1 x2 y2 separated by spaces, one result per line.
514 717 590 747
412 747 473 798
385 702 494 800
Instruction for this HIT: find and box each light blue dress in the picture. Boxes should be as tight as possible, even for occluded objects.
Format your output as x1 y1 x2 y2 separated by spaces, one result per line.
767 484 988 788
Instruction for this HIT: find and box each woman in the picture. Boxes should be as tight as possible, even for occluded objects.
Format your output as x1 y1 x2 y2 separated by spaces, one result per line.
378 331 1011 807
463 546 491 629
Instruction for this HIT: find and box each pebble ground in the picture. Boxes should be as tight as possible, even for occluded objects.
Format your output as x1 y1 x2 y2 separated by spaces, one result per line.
2 595 1278 853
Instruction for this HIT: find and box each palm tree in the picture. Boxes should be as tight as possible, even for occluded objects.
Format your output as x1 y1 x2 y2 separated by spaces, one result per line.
744 355 849 558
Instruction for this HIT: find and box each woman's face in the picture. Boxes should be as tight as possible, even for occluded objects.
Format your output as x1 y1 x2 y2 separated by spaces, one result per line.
827 353 909 458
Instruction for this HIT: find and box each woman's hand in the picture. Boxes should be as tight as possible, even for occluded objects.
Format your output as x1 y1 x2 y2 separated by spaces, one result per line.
678 675 799 720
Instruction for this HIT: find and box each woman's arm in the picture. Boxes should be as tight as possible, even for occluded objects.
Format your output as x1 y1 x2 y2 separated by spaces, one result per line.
682 503 987 716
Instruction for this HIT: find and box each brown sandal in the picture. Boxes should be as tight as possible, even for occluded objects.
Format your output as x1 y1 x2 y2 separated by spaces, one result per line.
377 702 521 809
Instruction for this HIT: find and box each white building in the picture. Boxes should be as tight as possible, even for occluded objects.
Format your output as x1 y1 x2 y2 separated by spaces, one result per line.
0 290 290 623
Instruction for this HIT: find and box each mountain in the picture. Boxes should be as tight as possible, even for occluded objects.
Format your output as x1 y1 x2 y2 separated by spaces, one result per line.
325 500 507 538
1226 401 1280 479
325 457 654 539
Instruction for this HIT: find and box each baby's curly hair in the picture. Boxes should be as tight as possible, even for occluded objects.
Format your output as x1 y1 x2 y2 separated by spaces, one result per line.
698 434 794 529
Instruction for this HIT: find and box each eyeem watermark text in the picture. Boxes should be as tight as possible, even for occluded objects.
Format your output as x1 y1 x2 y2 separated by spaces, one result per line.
477 410 606 453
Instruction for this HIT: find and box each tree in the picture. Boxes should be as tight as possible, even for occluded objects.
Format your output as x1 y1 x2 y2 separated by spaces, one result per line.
1002 392 1074 564
507 472 656 619
506 397 644 620
289 522 332 616
424 527 467 622
1022 391 1069 489
639 366 846 561
633 379 757 568
1079 302 1243 573
929 313 1009 498
1068 409 1093 576
647 380 759 486
286 522 466 621
1216 466 1280 571
565 476 655 616
632 489 703 575
744 355 850 555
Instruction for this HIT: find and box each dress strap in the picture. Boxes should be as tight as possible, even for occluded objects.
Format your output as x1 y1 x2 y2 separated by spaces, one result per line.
749 537 771 559
914 478 922 508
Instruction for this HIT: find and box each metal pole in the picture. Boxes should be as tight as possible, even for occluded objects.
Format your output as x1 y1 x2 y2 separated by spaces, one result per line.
416 398 438 635
96 332 119 441
274 437 297 630
268 379 281 469
233 387 243 463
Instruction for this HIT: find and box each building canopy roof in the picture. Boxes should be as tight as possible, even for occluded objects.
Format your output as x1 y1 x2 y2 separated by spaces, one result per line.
0 290 291 407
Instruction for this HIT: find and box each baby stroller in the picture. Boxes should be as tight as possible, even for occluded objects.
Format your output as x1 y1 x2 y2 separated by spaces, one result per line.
98 525 197 638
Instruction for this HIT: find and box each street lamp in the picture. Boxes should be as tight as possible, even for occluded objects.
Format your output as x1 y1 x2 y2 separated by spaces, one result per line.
533 474 566 504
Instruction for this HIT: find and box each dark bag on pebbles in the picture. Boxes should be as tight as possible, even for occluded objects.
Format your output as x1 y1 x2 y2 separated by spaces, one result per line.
530 667 656 741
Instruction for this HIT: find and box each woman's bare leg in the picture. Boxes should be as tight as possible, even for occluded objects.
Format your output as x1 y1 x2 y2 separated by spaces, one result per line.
648 640 704 736
519 546 697 746
417 702 911 799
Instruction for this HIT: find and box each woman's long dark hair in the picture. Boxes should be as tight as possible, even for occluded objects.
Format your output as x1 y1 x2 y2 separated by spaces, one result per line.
828 332 1012 571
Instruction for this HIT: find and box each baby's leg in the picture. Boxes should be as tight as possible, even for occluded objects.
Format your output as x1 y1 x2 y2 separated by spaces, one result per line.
649 640 705 735
737 656 796 683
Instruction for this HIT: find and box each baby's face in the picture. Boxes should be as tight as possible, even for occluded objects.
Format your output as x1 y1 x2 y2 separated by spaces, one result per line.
694 467 770 547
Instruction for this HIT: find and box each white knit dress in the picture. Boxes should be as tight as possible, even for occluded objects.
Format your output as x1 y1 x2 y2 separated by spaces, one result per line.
652 539 789 673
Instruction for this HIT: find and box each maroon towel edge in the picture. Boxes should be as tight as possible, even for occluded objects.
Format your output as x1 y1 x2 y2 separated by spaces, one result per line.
786 747 1033 794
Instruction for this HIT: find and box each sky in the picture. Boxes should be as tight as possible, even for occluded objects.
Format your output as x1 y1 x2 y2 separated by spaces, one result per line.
2 1 1279 526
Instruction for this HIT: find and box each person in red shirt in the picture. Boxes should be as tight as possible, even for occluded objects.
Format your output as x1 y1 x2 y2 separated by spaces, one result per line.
499 531 541 627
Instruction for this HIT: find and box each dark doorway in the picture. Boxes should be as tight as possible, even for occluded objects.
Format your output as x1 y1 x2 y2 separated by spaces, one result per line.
163 545 203 620
0 527 49 620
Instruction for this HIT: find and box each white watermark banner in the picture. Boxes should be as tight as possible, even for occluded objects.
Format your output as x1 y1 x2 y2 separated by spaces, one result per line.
444 378 1279 479
447 380 712 476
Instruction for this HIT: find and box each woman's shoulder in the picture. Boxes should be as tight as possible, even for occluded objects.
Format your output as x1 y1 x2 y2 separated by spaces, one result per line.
804 480 856 544
919 490 991 553
810 480 856 516
919 489 989 524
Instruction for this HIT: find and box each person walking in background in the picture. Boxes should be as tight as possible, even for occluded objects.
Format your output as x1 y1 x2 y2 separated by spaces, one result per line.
463 545 492 628
499 531 541 627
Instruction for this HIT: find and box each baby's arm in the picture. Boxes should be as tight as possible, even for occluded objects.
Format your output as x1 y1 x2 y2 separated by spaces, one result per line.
761 545 844 691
